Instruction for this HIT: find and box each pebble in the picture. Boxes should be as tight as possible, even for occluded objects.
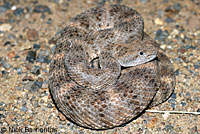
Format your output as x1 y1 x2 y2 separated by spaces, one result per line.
165 17 175 23
36 50 50 63
22 76 34 81
34 80 43 88
17 68 22 75
168 99 175 104
47 103 53 108
0 2 11 14
160 44 166 49
24 80 43 93
1 70 7 75
34 5 51 14
50 45 56 54
154 18 163 25
26 51 36 63
165 125 174 132
11 6 16 10
47 18 52 24
171 29 179 36
20 106 27 112
173 3 181 12
33 44 40 51
0 24 12 32
140 0 147 3
171 93 176 99
7 51 16 58
157 9 164 17
0 113 5 119
3 41 11 46
14 7 24 16
155 29 169 41
31 66 41 75
27 29 39 41
0 58 11 69
180 102 186 106
24 81 35 91
0 6 8 14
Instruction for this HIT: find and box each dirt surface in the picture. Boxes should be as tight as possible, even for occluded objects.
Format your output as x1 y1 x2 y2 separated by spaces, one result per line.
0 0 199 133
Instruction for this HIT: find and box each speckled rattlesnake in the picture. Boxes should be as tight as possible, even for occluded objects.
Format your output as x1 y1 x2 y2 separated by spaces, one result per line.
49 4 175 130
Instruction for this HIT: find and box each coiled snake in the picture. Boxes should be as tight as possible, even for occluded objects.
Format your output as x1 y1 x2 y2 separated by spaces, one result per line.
49 4 175 130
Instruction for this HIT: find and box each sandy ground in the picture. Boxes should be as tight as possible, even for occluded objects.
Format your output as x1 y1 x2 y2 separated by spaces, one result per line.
0 0 200 133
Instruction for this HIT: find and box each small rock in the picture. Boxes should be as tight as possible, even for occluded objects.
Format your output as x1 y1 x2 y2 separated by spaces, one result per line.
0 127 7 133
160 44 166 49
154 18 163 25
155 29 169 41
7 51 16 58
140 0 147 3
171 93 176 99
36 49 50 63
3 41 11 46
180 101 186 106
0 2 11 14
163 112 170 120
174 69 179 76
27 29 39 41
0 6 8 14
34 80 43 88
158 9 164 17
165 125 174 132
22 76 34 81
0 24 12 32
168 99 175 103
26 51 36 63
165 17 175 23
33 101 39 108
17 68 22 75
0 114 5 119
50 44 56 54
34 5 51 14
163 0 168 3
47 18 52 24
47 103 53 108
24 81 35 90
171 103 176 109
11 6 16 10
173 3 181 12
186 92 191 97
13 7 24 16
194 64 200 69
24 80 43 92
1 70 7 75
20 106 27 112
0 58 11 69
31 66 40 75
171 29 179 36
0 102 5 106
33 43 40 51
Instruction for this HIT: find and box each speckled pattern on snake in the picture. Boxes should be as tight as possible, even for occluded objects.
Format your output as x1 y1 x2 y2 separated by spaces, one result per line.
49 4 175 130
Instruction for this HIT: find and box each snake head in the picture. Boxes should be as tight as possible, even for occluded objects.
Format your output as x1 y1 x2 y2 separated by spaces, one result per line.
112 37 158 67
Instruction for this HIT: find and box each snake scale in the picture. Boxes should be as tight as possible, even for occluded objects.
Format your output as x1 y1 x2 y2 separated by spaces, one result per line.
49 4 175 130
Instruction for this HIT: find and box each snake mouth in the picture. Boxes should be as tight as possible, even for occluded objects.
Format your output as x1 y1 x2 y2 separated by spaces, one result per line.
118 53 157 67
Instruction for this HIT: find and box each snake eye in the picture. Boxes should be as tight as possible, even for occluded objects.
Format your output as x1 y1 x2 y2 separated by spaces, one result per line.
139 51 144 56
